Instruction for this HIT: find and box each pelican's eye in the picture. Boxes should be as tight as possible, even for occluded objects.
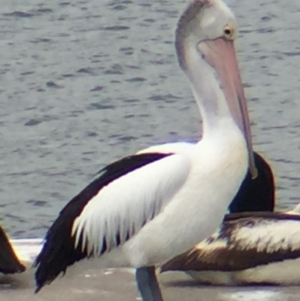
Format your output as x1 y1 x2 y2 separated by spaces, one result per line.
223 25 234 39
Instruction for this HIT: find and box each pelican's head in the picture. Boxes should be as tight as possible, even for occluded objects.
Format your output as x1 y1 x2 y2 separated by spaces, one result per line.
176 0 236 64
176 0 257 178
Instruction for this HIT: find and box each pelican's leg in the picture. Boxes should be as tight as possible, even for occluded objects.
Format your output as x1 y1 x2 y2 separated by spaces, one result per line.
135 266 164 301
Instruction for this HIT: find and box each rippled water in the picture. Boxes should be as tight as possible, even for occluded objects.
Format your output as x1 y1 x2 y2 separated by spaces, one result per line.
0 0 299 239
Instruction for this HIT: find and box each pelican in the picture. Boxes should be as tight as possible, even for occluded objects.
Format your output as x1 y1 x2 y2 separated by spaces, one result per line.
0 225 25 275
160 204 300 285
34 0 256 300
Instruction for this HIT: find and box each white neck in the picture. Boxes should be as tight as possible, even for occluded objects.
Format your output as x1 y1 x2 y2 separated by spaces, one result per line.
181 40 236 137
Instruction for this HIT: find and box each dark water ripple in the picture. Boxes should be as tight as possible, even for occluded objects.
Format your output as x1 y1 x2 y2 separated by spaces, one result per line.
0 0 299 238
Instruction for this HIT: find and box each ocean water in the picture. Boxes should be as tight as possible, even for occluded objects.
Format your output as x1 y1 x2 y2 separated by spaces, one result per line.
1 0 299 239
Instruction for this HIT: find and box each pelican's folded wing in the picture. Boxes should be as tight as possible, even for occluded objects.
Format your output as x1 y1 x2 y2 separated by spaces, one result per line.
35 152 191 290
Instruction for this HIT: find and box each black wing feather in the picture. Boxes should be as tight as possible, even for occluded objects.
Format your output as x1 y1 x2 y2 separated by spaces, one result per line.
229 152 274 213
224 211 300 223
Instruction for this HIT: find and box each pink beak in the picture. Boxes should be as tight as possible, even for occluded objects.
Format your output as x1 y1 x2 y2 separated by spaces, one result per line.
198 37 257 178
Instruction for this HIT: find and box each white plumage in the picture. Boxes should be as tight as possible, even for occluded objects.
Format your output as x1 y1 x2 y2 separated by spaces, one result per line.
72 154 191 259
71 121 247 268
231 217 300 253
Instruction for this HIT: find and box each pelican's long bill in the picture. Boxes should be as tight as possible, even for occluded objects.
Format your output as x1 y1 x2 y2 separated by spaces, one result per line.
198 37 257 178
